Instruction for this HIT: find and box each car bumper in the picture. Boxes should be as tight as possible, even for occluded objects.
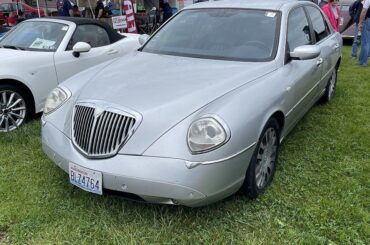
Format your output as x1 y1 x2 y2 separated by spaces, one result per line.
42 121 254 207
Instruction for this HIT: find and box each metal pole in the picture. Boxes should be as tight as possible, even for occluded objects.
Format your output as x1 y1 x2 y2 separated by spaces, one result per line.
36 0 41 17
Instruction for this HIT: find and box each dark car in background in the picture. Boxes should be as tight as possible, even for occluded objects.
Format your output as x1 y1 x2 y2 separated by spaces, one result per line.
0 25 9 39
339 0 358 39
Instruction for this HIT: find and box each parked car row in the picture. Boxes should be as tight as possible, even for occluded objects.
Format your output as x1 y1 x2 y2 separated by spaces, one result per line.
2 0 342 207
0 17 141 132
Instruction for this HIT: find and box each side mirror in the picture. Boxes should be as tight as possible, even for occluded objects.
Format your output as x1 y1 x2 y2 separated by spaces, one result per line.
290 45 320 60
138 34 149 45
72 42 91 58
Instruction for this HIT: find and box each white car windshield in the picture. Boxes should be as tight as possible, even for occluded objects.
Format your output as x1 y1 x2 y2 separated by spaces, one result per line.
0 21 69 51
142 9 280 61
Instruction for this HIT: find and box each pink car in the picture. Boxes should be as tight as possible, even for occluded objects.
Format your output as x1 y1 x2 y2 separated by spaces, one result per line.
0 1 45 26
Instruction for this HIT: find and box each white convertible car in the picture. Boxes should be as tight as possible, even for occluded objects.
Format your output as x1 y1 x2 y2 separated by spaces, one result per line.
0 17 140 132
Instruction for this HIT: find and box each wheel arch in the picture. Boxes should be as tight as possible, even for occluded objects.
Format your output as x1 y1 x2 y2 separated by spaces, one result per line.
0 79 35 116
336 57 341 69
258 110 285 142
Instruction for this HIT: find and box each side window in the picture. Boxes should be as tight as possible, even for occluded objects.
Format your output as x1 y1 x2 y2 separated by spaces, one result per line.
306 6 330 42
17 4 25 12
287 7 312 52
0 4 12 12
67 24 110 50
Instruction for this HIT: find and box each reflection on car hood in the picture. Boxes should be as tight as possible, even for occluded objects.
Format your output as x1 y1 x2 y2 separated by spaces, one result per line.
0 49 36 62
76 51 276 154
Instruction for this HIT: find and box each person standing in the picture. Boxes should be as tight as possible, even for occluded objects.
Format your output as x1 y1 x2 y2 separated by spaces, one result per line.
159 0 173 23
350 0 363 59
95 0 105 20
358 0 370 66
56 0 73 16
72 5 81 17
321 0 341 32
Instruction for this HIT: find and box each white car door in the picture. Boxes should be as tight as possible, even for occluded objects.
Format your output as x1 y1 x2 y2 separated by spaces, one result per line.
53 24 123 83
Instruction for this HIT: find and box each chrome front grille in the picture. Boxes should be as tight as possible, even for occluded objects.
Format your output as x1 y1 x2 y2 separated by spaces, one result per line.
73 105 137 158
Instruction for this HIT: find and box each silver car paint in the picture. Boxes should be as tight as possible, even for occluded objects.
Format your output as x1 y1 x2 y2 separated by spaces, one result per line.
42 0 342 207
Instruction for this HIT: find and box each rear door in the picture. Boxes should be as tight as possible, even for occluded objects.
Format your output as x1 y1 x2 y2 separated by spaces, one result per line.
53 24 122 83
305 5 341 94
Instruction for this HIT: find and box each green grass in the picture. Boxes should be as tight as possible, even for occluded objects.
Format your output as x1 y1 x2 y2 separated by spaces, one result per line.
0 46 369 244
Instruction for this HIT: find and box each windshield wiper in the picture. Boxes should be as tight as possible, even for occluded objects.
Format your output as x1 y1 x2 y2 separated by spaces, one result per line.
0 45 25 50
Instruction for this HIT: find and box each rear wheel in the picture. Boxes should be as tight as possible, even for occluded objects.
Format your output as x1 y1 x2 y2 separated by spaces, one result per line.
242 118 280 198
322 67 337 103
0 85 29 132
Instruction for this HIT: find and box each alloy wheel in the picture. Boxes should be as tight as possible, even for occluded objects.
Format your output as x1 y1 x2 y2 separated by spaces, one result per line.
255 127 278 189
328 70 336 101
0 90 26 132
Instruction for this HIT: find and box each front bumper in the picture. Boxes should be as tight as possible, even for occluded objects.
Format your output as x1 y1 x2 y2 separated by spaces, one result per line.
42 121 254 207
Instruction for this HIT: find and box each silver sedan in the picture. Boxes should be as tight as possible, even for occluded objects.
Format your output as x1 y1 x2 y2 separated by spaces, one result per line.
42 0 342 207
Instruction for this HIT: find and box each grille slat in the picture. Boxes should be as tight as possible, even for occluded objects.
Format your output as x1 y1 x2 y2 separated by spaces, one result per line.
98 112 111 155
102 113 114 154
73 105 136 158
91 114 104 154
106 114 118 153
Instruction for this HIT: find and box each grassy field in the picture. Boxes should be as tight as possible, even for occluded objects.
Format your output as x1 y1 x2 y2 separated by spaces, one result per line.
0 46 369 244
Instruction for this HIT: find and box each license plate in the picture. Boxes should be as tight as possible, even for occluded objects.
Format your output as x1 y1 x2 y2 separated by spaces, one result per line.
69 163 103 195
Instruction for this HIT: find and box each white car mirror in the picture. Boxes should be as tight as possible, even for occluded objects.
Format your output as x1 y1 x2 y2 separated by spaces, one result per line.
139 34 149 45
290 45 321 60
72 42 92 58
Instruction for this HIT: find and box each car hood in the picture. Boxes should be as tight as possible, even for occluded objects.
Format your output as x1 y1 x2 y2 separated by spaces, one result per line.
0 49 38 62
76 51 277 154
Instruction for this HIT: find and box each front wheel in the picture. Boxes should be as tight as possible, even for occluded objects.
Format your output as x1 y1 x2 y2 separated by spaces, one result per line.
0 85 28 132
242 118 280 198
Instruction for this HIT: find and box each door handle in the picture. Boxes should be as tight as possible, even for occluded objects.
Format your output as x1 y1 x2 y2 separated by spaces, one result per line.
316 57 323 66
107 49 119 55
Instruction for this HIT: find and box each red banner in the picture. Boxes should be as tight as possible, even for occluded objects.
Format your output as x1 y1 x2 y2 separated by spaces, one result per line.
123 0 137 33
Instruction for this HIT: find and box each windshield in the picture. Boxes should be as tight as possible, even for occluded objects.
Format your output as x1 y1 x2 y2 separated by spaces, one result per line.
142 9 280 61
0 21 69 51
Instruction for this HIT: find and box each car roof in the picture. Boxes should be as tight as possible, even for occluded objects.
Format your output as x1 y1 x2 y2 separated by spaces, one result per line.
25 17 124 43
187 0 303 11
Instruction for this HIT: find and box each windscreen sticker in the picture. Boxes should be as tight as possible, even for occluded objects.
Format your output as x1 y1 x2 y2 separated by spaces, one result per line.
265 12 276 18
29 38 56 49
61 26 69 31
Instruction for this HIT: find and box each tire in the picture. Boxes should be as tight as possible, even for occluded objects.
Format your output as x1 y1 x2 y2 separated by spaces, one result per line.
0 85 30 132
322 67 337 103
242 117 280 198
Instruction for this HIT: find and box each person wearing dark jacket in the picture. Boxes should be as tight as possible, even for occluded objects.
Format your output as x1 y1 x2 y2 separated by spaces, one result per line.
159 0 172 23
350 0 363 59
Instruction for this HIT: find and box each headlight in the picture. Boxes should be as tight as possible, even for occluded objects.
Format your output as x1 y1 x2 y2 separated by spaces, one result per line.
44 87 71 115
187 116 230 154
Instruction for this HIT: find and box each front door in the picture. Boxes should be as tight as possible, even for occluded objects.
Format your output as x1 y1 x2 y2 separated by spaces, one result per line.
53 24 122 83
281 6 323 134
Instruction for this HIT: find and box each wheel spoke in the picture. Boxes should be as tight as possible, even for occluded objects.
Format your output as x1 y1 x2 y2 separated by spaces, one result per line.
8 114 18 129
11 106 26 111
8 99 23 109
258 171 265 188
0 115 4 127
6 93 15 107
1 92 6 105
9 112 24 119
5 117 9 132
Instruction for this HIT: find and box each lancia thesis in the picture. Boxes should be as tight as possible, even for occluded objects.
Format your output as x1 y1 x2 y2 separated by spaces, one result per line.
42 0 342 207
